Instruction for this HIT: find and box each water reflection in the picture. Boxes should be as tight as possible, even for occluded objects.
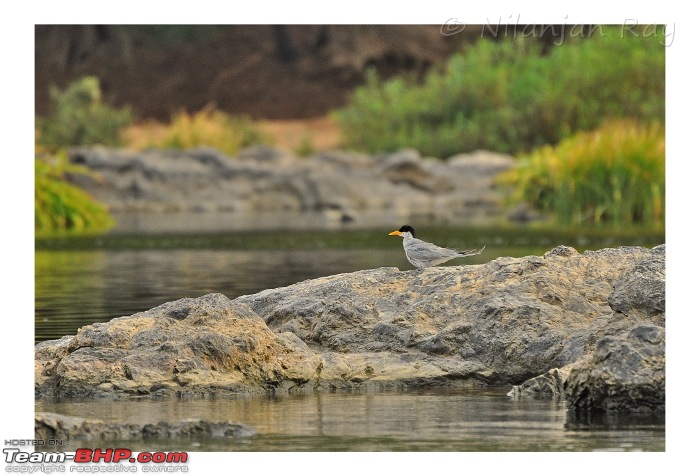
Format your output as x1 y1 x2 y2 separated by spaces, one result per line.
36 388 664 451
565 410 666 430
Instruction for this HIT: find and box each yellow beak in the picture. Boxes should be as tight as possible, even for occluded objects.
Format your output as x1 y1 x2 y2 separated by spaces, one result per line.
388 231 402 236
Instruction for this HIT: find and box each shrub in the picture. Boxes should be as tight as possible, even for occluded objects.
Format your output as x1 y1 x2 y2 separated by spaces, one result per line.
335 30 665 158
36 76 132 148
35 150 114 234
499 120 664 225
124 105 270 156
294 132 315 157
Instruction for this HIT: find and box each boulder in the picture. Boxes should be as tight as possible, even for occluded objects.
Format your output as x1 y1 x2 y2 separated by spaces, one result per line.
507 245 665 412
35 245 665 412
564 324 665 412
35 293 322 397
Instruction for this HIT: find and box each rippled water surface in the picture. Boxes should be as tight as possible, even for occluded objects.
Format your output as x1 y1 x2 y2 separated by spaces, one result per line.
35 248 405 342
36 388 664 452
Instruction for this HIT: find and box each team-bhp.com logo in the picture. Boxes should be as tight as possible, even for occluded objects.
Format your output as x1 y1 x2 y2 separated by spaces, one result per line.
4 446 188 473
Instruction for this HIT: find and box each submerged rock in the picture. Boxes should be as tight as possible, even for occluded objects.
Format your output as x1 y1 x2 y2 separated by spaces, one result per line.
35 412 254 443
35 245 665 412
508 366 573 400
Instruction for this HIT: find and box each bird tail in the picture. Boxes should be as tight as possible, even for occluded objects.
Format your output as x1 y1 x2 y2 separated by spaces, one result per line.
458 245 485 257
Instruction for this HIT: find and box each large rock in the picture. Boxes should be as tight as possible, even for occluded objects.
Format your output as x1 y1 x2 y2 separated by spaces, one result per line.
564 324 665 412
35 293 322 397
66 146 514 232
508 245 665 411
35 245 665 412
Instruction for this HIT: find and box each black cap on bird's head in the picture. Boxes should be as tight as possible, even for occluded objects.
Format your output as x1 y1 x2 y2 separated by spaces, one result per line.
398 225 416 237
389 225 416 238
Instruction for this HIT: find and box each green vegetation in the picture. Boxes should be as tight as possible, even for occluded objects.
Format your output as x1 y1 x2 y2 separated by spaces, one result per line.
36 76 269 156
124 106 270 156
335 31 664 158
36 76 132 149
33 78 269 235
294 132 315 157
35 151 114 235
500 120 664 225
35 76 123 234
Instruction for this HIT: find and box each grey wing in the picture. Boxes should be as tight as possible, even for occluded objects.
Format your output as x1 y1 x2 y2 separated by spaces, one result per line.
408 239 461 260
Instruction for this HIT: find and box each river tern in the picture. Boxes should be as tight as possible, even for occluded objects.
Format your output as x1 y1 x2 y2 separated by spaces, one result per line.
389 225 485 268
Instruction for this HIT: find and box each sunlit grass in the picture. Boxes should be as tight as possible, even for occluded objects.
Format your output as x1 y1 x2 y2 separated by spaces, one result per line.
500 120 665 225
123 105 270 156
35 150 114 235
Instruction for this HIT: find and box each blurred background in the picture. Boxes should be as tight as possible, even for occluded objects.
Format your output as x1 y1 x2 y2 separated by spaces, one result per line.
35 24 665 342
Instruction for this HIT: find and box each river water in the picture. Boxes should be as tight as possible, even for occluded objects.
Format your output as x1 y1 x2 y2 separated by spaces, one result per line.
35 388 664 452
34 226 665 452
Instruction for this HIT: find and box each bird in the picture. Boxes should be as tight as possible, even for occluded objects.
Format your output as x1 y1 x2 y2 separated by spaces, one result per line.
388 225 485 268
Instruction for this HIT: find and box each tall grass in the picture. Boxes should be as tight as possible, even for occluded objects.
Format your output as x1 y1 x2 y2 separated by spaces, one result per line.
335 30 664 158
124 105 270 156
499 120 664 225
35 150 114 234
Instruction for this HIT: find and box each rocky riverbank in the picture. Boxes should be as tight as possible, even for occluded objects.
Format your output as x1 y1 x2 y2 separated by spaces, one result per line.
35 245 665 412
66 146 520 232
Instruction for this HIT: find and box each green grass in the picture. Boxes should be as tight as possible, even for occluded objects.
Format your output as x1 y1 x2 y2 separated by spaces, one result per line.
35 151 114 235
335 29 664 158
499 120 665 225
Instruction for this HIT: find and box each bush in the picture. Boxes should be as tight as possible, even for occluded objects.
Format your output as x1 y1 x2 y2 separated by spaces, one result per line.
35 150 114 234
335 30 665 158
36 76 132 148
499 120 664 225
124 105 270 156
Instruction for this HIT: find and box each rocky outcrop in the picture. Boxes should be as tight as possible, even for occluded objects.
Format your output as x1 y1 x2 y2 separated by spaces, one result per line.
34 293 322 397
564 324 665 412
35 412 254 444
66 147 515 232
35 245 665 412
508 245 666 412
